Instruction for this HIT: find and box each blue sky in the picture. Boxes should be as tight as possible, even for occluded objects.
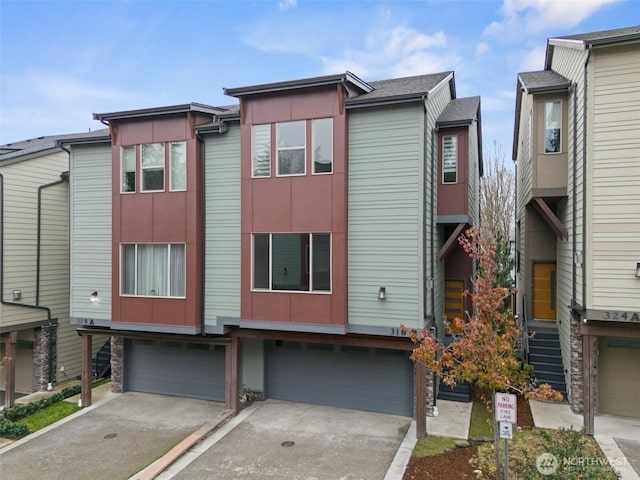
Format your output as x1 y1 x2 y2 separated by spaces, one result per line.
1 0 636 156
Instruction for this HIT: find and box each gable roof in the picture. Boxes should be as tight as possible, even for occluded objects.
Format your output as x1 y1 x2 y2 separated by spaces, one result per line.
1 129 110 164
551 25 640 46
436 96 480 126
518 70 571 94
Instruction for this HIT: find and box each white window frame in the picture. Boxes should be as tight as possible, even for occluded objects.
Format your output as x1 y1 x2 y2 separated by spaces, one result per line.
276 120 306 177
141 142 165 192
251 233 331 293
120 243 186 298
312 118 333 175
442 135 458 184
120 145 137 194
544 100 562 154
252 124 272 178
169 141 187 191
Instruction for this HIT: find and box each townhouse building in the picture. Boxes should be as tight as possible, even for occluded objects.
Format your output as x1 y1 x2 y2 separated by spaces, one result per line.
0 131 108 407
513 26 640 432
63 70 482 434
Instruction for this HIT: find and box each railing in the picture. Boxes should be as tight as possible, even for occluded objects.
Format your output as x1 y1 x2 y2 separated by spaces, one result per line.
520 294 530 363
92 338 112 379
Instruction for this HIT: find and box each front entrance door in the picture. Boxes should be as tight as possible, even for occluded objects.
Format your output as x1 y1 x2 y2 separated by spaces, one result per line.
445 279 465 322
533 262 556 320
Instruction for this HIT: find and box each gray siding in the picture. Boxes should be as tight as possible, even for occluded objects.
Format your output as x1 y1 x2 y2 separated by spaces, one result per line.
203 124 241 328
347 103 425 330
69 143 112 322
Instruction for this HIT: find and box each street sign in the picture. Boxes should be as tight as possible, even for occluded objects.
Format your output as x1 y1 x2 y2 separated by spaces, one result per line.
495 392 517 424
499 421 513 439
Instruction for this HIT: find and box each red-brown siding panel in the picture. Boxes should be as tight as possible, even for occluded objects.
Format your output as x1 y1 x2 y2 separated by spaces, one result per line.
437 127 469 217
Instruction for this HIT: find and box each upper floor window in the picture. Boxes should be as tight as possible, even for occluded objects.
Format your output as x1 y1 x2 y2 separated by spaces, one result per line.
277 121 306 176
252 233 331 292
313 118 333 174
141 143 165 191
121 145 136 193
443 135 458 184
252 124 271 177
121 243 185 297
170 142 186 191
544 101 561 153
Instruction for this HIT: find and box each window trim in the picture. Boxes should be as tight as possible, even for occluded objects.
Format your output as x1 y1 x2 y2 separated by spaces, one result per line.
312 117 333 175
251 233 332 294
120 145 137 194
120 243 186 299
544 100 562 155
169 141 187 192
276 120 306 177
141 142 166 193
442 135 458 184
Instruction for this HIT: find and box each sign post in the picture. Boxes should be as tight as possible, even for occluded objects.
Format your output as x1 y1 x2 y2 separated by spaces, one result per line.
495 393 517 480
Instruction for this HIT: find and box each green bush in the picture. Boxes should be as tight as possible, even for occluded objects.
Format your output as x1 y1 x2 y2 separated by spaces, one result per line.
0 418 29 438
4 384 82 422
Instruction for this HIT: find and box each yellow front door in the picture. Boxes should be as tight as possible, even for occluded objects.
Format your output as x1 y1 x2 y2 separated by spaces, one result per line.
445 280 465 322
533 263 556 320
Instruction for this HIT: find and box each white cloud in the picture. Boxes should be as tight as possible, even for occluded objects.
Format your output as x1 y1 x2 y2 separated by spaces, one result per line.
518 45 547 71
475 42 490 56
484 0 621 39
278 0 297 11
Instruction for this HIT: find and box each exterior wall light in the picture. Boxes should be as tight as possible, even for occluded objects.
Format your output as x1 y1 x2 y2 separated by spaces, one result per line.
90 291 99 303
12 289 21 301
378 286 387 301
636 262 640 279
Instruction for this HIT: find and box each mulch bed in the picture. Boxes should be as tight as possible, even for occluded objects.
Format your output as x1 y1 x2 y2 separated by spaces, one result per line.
403 390 535 480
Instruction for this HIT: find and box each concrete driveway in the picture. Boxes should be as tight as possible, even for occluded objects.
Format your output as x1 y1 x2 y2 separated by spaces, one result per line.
158 400 411 480
0 392 226 480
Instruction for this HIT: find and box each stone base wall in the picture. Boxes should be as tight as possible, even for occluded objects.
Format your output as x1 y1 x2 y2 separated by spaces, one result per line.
426 369 435 417
33 325 57 391
110 336 124 393
569 312 583 413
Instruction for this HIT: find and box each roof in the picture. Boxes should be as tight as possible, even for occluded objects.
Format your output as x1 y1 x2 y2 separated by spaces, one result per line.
1 129 110 163
518 70 571 93
550 25 640 46
346 71 454 107
93 102 225 122
436 96 480 126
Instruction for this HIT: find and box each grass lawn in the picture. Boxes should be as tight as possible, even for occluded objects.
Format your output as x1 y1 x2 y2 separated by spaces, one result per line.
17 401 81 433
412 434 458 458
469 399 494 438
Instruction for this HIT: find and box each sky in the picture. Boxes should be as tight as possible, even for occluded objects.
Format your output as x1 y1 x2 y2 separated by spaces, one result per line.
1 0 637 157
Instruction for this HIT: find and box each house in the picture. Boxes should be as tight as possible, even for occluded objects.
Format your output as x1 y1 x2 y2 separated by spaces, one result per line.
0 131 109 408
512 25 640 432
63 70 482 435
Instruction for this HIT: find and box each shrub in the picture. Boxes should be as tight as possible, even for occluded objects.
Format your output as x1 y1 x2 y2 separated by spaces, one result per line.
0 418 29 438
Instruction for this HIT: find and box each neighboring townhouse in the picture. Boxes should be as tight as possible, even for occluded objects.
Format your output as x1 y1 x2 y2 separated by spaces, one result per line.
64 70 482 435
0 131 108 408
513 25 640 432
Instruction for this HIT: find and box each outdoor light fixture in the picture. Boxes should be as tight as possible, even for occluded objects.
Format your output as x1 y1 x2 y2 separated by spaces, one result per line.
12 289 21 301
90 291 99 303
378 286 387 301
574 251 583 266
636 262 640 279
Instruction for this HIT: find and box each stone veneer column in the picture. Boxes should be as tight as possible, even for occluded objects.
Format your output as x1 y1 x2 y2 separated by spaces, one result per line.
569 312 584 413
33 325 57 391
426 370 435 417
110 336 124 393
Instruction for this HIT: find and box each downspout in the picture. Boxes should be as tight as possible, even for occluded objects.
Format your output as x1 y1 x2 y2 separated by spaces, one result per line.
582 45 592 309
196 130 207 335
572 83 578 304
421 94 431 324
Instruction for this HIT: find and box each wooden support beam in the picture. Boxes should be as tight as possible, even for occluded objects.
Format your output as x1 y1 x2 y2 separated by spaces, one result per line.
582 334 595 435
531 197 568 240
81 334 93 408
437 223 466 262
3 331 17 409
415 362 427 438
225 336 240 413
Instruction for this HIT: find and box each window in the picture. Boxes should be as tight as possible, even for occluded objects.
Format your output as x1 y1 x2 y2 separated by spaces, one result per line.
252 233 331 292
442 135 458 183
121 145 136 193
141 143 165 191
544 101 561 153
312 118 332 174
170 142 186 191
252 124 271 177
277 121 305 176
121 244 185 297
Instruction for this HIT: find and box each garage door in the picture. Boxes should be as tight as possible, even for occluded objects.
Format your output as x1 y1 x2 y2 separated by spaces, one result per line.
265 341 414 416
124 339 225 401
598 336 640 417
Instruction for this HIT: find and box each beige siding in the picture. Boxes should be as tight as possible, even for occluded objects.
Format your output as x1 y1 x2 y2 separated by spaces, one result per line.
69 143 112 321
588 44 640 311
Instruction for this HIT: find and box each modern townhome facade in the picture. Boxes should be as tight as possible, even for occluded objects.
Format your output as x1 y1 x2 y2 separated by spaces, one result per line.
513 25 640 432
64 70 482 434
0 131 108 407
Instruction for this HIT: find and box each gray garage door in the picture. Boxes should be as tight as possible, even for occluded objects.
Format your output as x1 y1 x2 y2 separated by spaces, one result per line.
265 341 414 416
124 339 225 401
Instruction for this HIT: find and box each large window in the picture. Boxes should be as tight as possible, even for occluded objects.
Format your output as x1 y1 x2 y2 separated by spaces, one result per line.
121 145 136 193
121 244 185 297
252 124 271 177
544 101 561 153
442 135 458 183
277 121 306 176
141 143 165 191
252 233 331 292
312 118 333 174
170 142 186 191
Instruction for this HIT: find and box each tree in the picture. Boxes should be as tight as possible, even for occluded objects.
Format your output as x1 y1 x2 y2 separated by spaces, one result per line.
480 141 514 240
403 227 561 479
